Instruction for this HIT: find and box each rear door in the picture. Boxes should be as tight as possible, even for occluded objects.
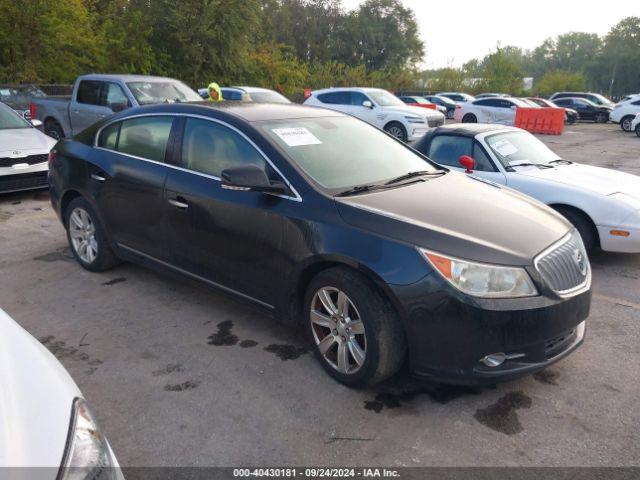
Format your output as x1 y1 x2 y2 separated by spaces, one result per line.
69 80 112 135
163 117 290 306
92 115 177 260
426 134 506 184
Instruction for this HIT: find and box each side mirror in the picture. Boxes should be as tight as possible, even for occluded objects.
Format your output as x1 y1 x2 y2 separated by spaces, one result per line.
110 102 128 113
362 100 374 109
221 164 287 194
30 119 42 128
459 155 475 174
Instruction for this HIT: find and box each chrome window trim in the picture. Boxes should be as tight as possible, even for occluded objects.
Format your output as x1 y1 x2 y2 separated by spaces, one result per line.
117 243 274 310
534 230 592 298
94 112 302 202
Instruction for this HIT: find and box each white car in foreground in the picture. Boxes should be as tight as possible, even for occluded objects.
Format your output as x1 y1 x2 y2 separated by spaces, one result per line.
0 308 123 478
453 97 530 125
610 95 640 131
303 87 445 142
0 101 56 193
414 124 640 253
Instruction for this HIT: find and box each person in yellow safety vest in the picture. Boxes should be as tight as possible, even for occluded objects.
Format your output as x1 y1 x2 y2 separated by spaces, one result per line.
207 82 222 102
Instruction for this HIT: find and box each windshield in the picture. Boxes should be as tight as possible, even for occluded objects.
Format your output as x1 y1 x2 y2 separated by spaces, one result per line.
248 91 291 104
486 131 560 168
431 95 455 106
367 90 406 107
591 93 614 106
126 81 201 105
261 116 439 190
0 103 32 129
520 98 541 108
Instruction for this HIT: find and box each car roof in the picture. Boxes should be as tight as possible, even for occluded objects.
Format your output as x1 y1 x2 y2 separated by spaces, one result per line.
426 123 518 137
114 101 345 123
79 74 182 83
310 87 384 94
231 86 279 94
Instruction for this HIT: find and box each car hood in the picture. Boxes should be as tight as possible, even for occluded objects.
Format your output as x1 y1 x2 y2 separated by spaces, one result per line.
0 309 79 467
512 163 640 197
0 128 56 155
386 106 443 119
335 172 570 266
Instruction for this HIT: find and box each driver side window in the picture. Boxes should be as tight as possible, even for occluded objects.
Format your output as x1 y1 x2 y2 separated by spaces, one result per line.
181 118 272 179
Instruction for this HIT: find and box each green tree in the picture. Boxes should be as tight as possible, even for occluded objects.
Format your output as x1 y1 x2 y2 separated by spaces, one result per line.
534 70 586 96
597 17 640 96
478 47 524 94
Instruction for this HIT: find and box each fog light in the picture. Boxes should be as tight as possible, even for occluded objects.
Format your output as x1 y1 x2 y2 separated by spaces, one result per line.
480 353 507 367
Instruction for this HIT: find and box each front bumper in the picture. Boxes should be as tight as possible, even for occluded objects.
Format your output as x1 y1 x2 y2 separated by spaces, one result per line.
0 162 48 193
392 277 591 385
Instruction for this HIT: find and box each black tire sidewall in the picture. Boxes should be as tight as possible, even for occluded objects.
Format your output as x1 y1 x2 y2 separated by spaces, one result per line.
384 122 407 142
462 114 477 123
554 207 596 253
304 268 404 388
65 197 117 271
621 116 633 131
45 120 64 139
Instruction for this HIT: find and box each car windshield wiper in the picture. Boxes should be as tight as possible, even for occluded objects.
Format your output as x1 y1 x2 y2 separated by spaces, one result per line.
546 159 573 165
335 184 381 197
384 170 446 185
507 162 554 170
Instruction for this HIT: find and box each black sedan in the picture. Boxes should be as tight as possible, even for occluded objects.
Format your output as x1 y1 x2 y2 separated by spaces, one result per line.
553 97 612 123
526 97 579 124
48 102 590 387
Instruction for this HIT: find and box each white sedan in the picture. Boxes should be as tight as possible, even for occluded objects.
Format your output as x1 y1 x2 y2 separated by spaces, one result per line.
454 97 530 125
414 124 640 253
0 101 56 193
0 308 123 478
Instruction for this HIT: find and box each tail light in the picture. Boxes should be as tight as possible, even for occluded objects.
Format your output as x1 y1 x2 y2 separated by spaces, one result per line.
29 103 36 119
48 150 56 167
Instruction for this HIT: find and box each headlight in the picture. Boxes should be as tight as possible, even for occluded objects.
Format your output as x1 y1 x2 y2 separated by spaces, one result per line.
404 115 425 124
419 249 538 298
59 398 120 480
610 192 640 210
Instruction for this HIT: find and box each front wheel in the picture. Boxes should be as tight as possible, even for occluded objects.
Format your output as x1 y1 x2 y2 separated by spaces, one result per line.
384 122 408 142
462 113 477 123
594 112 608 123
305 267 406 388
44 119 64 139
621 115 634 131
553 206 597 253
65 197 119 271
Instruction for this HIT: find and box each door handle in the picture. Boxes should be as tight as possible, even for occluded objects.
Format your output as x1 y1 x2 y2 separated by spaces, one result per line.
168 198 189 209
91 173 106 182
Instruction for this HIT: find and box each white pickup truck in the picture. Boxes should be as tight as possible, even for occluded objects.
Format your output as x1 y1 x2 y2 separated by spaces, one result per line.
32 74 202 139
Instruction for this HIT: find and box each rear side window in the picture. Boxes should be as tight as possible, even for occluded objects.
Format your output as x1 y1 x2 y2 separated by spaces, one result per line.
317 92 350 105
428 135 472 167
117 116 174 162
474 99 500 107
77 80 102 105
181 118 268 178
98 122 120 149
222 90 244 101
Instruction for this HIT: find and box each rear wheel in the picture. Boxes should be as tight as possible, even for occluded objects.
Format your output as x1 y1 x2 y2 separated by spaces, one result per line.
446 109 454 119
462 113 477 123
305 267 406 388
621 115 634 131
384 122 408 142
553 206 598 253
594 112 608 124
65 197 119 271
44 119 64 139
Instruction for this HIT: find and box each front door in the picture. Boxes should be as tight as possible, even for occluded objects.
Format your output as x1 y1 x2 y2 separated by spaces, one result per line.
70 80 113 135
164 117 290 306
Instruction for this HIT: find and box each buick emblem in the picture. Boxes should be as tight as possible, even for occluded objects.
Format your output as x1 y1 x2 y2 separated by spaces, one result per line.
573 249 587 276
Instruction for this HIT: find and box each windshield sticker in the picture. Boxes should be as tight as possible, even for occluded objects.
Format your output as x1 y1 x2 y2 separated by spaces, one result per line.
491 139 518 156
272 127 322 147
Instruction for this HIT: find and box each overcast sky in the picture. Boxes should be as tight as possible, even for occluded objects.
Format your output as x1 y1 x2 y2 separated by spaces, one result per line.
341 0 637 69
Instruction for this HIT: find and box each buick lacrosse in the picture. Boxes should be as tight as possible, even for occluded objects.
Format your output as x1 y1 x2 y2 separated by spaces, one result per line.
49 103 590 387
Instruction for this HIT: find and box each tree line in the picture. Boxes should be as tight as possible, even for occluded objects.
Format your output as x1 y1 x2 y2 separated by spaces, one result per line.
0 1 638 98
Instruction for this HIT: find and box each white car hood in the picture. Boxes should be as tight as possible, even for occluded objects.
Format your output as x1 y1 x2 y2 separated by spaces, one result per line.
0 309 79 468
386 105 443 119
0 128 56 155
512 163 640 197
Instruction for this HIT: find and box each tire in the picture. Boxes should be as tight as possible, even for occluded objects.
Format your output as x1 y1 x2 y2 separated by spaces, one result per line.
384 122 408 142
446 109 454 119
65 197 119 272
462 113 477 123
44 119 65 140
621 115 634 131
636 124 640 138
304 267 406 388
566 115 576 125
594 112 608 124
553 206 597 253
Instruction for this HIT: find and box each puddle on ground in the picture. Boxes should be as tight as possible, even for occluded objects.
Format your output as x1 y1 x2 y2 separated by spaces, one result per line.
38 335 103 375
164 380 200 391
473 391 532 435
207 320 238 346
34 247 74 263
364 383 483 413
533 369 559 385
264 344 308 360
152 363 184 376
239 339 258 348
102 277 127 286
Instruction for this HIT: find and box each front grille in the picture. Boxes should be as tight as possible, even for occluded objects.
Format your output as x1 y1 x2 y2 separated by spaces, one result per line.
428 117 445 127
0 153 48 168
535 230 590 295
0 171 48 193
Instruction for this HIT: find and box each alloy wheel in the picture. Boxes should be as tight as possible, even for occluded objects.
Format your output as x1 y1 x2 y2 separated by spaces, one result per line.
622 118 632 131
69 207 98 264
310 287 366 375
386 125 405 140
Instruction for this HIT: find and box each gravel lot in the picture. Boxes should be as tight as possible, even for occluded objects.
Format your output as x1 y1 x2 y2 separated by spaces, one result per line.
0 122 639 467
